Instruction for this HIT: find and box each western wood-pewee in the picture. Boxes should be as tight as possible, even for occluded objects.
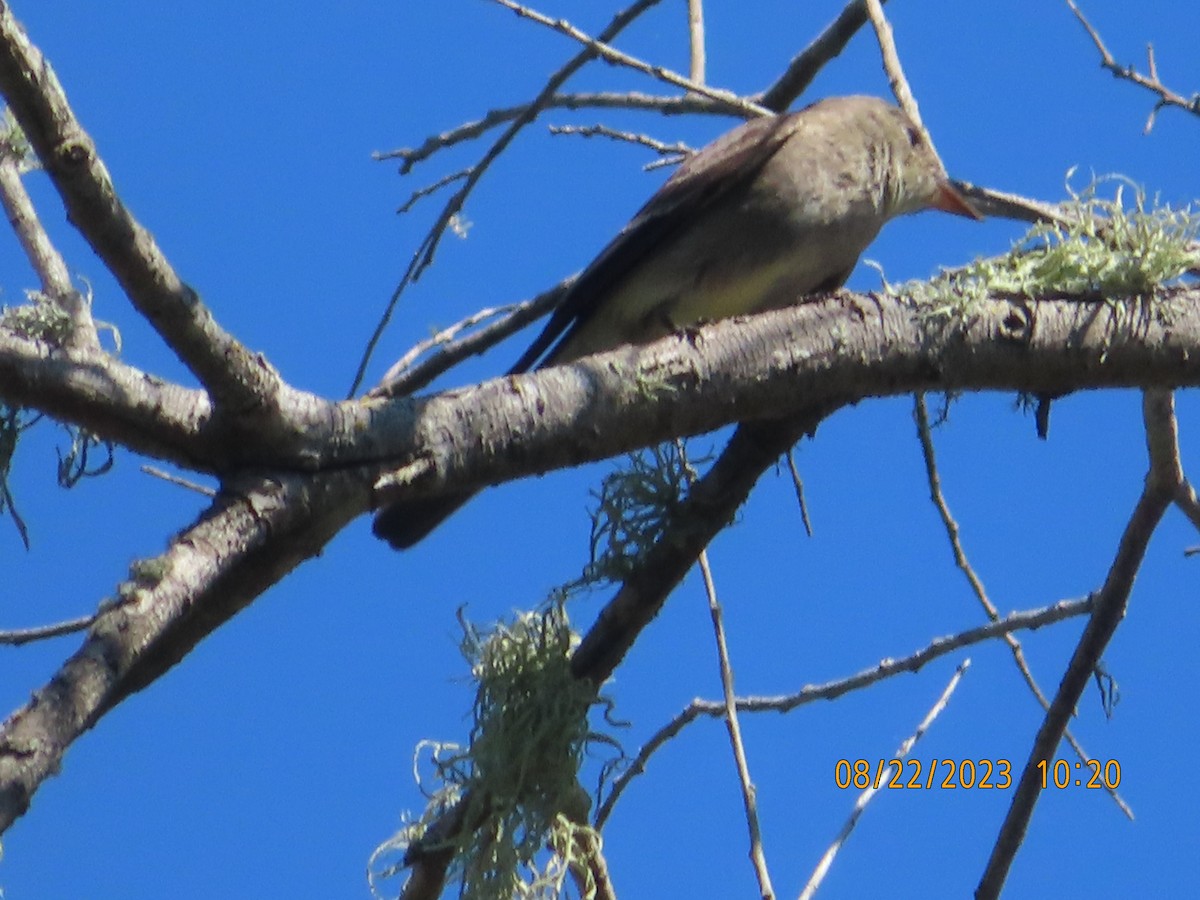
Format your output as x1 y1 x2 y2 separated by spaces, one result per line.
374 95 981 549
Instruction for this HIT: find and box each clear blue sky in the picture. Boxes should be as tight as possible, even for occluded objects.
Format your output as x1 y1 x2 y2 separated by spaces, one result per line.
3 2 1198 898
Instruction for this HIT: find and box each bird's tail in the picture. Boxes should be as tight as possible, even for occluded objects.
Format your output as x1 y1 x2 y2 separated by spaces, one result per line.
372 488 480 550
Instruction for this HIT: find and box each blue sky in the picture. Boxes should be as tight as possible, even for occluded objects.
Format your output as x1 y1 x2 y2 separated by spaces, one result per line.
2 1 1198 898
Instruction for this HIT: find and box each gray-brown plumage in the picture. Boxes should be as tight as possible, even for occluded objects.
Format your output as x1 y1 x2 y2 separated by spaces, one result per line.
374 95 980 549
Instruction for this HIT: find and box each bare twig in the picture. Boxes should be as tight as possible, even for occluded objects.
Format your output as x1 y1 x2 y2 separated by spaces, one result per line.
757 0 889 113
1066 1 1200 133
950 183 1077 229
375 92 738 171
349 0 667 397
370 282 568 398
698 550 774 900
800 661 970 900
595 597 1090 829
864 0 921 127
785 449 813 537
398 167 472 214
547 122 692 159
976 389 1181 899
913 394 1132 819
139 465 216 497
0 134 98 351
686 0 706 84
0 613 95 645
492 0 768 119
0 9 279 408
1173 478 1200 533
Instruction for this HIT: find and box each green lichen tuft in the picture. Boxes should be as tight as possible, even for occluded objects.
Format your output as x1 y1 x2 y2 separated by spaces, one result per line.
903 175 1200 325
371 603 612 900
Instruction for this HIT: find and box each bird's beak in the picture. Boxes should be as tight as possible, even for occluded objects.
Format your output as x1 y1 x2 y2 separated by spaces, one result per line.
933 180 984 221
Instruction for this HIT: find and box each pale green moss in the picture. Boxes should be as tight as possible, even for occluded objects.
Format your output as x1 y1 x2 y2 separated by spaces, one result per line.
903 176 1200 325
371 603 611 900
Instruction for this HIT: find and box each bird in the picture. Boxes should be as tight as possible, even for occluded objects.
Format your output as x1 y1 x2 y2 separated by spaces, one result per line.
374 95 981 549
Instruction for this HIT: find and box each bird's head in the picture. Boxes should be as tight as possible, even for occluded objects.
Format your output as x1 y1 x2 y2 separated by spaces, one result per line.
865 100 982 222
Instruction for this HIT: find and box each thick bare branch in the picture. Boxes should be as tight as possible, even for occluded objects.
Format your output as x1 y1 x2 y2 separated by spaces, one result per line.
369 288 1200 522
0 4 278 409
0 329 340 473
0 330 214 463
0 470 364 833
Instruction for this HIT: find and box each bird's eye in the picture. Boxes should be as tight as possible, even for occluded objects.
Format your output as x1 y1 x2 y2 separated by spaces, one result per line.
905 126 922 148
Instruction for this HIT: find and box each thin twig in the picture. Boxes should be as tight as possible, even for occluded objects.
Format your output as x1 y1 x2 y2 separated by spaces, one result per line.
382 303 531 382
1066 1 1200 133
375 92 738 171
547 123 692 159
0 136 98 351
492 0 768 119
1172 478 1200 533
864 0 921 128
0 476 29 549
784 449 813 537
698 549 775 900
370 282 568 398
398 167 472 214
140 465 216 497
349 0 667 397
0 613 95 645
976 389 1181 899
595 597 1090 829
757 0 889 113
686 0 706 84
800 661 970 900
950 183 1077 229
913 394 1132 818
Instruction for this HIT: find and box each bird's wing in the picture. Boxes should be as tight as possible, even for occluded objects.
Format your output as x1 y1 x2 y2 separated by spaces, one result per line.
508 111 802 373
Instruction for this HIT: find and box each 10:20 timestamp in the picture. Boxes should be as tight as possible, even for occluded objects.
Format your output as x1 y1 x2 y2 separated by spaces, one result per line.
1037 758 1121 789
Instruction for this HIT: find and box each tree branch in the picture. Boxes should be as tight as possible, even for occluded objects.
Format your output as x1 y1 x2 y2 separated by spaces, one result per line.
350 0 668 396
757 0 889 113
0 470 364 833
596 598 1090 828
0 142 98 351
975 389 1182 899
368 288 1200 517
1066 0 1200 133
0 3 279 409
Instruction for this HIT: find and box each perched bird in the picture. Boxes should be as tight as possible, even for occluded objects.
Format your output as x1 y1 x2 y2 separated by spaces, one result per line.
374 95 980 549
